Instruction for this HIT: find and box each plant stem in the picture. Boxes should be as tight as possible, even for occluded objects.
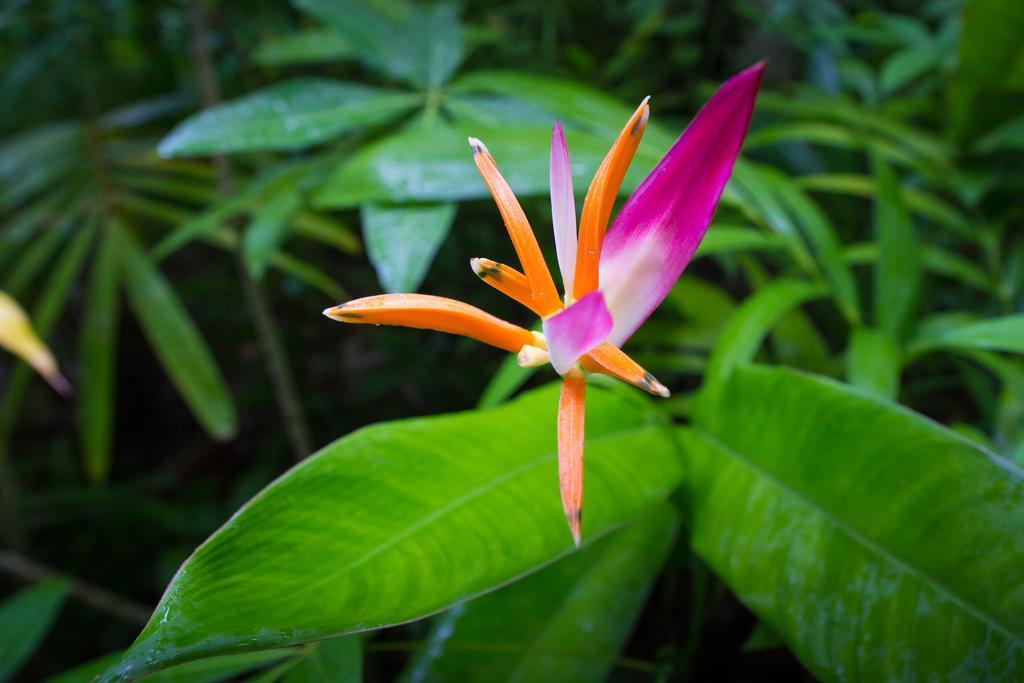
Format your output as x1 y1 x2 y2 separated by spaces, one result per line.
187 0 313 461
0 550 151 625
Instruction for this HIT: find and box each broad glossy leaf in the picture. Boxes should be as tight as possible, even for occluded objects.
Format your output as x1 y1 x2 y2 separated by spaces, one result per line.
244 189 303 279
119 226 237 440
252 30 353 66
0 579 68 681
97 384 681 681
449 71 676 149
704 279 828 386
872 157 919 340
361 202 456 293
158 79 419 156
401 504 676 683
314 124 662 208
846 327 901 400
294 0 464 89
683 364 1024 681
79 227 122 482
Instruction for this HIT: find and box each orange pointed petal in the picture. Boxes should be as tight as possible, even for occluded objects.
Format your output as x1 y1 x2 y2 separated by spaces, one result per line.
469 138 561 316
557 370 586 547
581 343 670 397
324 294 534 353
573 98 650 300
470 258 541 315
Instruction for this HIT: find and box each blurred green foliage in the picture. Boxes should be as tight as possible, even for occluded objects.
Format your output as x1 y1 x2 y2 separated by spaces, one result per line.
1 0 1023 681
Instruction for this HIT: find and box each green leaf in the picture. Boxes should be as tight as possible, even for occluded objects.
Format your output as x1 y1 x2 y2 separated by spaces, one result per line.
449 70 676 149
684 364 1024 681
952 0 1024 143
45 650 292 683
742 622 785 653
872 157 920 340
694 225 782 259
846 327 901 400
252 30 353 66
401 504 676 683
974 116 1024 153
244 189 303 280
880 44 940 94
910 314 1024 356
705 279 828 386
314 124 661 208
281 638 360 683
477 355 535 409
361 202 456 293
79 227 122 483
293 0 464 89
269 252 347 302
0 579 68 681
798 173 972 239
97 384 681 681
158 79 419 156
119 226 237 440
0 217 97 461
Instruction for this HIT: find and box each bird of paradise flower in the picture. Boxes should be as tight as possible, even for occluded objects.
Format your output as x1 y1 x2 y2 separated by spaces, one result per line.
326 62 764 546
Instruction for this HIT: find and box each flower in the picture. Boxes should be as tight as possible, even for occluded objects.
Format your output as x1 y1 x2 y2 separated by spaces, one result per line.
325 62 764 546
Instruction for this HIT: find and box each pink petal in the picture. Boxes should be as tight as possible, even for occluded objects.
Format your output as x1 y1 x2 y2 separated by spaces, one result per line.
542 291 613 375
599 62 764 346
550 120 577 295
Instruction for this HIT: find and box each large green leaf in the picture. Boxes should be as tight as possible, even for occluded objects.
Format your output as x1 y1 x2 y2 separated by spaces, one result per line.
0 579 68 681
293 0 464 89
158 79 419 156
872 157 920 340
313 124 661 208
449 70 675 149
400 503 676 683
97 384 681 681
683 364 1024 681
119 226 237 440
361 202 456 293
79 227 122 483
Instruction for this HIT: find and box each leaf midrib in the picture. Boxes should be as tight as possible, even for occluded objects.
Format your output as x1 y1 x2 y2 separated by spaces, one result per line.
280 424 664 605
692 426 1023 647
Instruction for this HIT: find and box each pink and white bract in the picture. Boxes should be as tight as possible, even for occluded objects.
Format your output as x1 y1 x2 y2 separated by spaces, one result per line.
325 62 764 546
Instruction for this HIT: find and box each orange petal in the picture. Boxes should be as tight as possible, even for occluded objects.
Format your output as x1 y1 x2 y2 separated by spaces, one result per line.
581 343 670 397
470 258 541 315
557 369 586 547
324 294 534 353
469 138 561 316
573 98 650 300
